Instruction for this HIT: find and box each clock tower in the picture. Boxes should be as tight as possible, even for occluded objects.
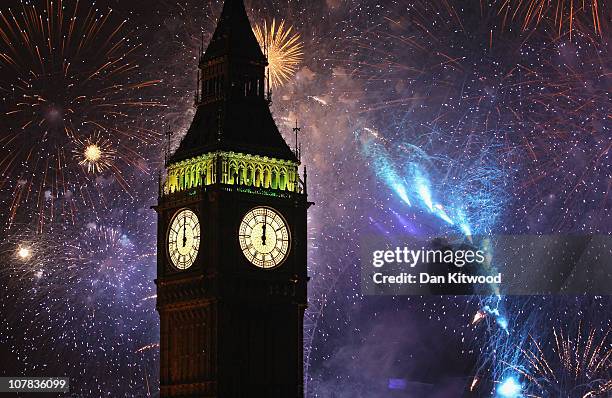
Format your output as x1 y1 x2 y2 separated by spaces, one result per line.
153 0 309 397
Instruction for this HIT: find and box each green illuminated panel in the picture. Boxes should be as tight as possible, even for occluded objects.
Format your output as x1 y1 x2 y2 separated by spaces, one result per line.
163 152 302 196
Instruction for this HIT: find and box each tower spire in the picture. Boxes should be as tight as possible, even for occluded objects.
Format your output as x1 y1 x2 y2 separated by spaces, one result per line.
168 0 297 164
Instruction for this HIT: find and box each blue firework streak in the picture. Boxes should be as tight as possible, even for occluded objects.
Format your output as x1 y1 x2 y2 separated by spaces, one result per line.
470 297 534 395
359 127 511 237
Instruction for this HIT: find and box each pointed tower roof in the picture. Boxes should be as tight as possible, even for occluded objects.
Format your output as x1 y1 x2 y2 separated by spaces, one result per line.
168 0 297 164
202 0 266 63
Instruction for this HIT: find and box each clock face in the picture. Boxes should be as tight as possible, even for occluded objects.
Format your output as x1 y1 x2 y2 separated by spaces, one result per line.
168 209 201 270
239 207 290 269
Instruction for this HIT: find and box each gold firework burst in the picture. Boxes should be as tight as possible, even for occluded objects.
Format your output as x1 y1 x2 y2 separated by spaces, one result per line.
74 134 116 174
17 246 32 260
253 19 304 89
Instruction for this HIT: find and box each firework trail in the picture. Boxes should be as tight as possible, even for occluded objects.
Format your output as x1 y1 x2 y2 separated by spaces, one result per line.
518 324 611 396
498 0 607 38
0 0 163 230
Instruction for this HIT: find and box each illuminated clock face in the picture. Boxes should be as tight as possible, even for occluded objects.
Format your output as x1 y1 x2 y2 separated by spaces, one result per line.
168 209 200 270
239 207 290 269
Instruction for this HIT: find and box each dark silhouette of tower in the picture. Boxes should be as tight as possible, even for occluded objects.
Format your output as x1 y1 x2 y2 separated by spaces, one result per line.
153 1 309 396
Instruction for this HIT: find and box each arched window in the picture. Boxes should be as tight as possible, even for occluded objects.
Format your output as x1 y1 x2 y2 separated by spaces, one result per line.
279 171 286 190
271 170 278 189
237 166 243 185
254 169 261 187
229 163 236 184
247 166 253 186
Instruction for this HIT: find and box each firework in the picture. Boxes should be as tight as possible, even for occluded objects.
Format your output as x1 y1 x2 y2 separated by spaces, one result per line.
359 126 510 237
498 0 606 38
338 0 609 233
136 343 160 354
472 310 487 325
468 296 612 397
515 324 611 397
0 0 162 229
497 376 522 397
0 1 606 397
0 222 158 396
74 133 117 174
253 19 303 89
342 4 608 395
16 245 32 260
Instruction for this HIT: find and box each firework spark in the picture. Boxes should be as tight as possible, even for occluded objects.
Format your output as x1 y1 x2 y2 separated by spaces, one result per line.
253 19 303 89
0 0 162 229
472 310 487 325
136 343 160 353
498 0 606 38
16 246 32 260
74 133 117 174
516 325 611 397
0 222 158 396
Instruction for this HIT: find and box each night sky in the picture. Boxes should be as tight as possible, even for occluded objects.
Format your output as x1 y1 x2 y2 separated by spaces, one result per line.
0 0 610 397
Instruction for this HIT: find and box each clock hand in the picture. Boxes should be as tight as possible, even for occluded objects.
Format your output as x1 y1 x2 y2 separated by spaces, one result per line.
182 218 187 247
262 212 267 246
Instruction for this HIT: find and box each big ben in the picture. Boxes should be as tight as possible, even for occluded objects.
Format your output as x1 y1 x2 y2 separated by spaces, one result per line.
153 0 309 397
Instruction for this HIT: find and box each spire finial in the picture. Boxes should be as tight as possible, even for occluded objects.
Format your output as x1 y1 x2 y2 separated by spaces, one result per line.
293 120 301 162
